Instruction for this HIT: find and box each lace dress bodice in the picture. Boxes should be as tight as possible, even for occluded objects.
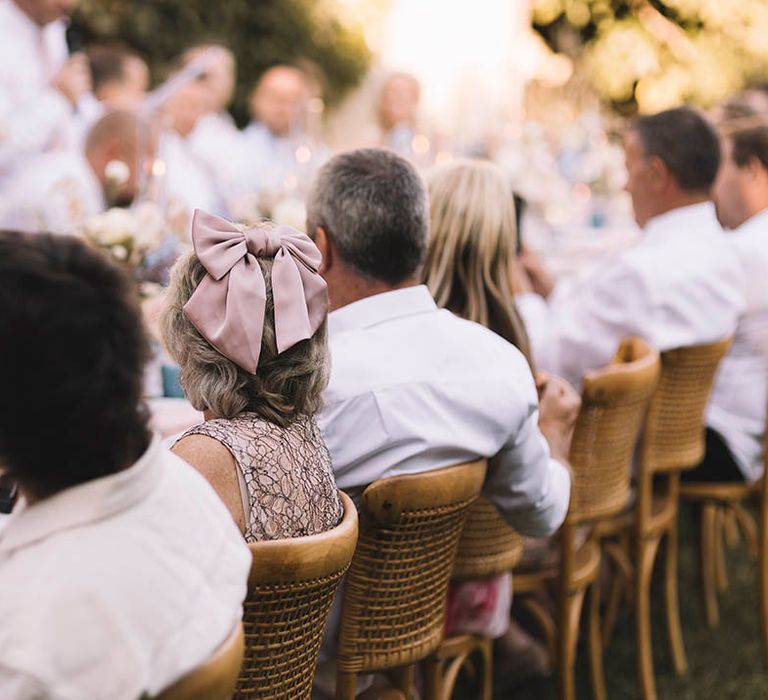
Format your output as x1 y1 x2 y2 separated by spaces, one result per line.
180 413 341 542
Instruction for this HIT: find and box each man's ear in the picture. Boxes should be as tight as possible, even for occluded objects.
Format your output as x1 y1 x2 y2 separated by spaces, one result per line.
647 155 670 192
313 226 333 274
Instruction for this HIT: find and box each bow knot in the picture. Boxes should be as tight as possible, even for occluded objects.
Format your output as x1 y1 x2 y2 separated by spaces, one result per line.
244 226 282 258
183 209 328 374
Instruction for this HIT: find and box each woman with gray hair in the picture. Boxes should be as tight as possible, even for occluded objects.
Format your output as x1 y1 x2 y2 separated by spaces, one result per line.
162 209 341 541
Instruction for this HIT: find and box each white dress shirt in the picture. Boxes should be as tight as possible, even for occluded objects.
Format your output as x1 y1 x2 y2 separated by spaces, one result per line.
519 202 745 388
188 112 247 204
706 208 768 481
240 122 328 198
0 435 250 700
0 0 71 180
318 285 571 537
160 129 225 219
0 150 104 234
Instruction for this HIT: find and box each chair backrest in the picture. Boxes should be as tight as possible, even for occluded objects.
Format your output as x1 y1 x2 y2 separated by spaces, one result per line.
639 337 732 474
451 498 523 581
234 491 358 700
337 461 487 676
155 623 245 700
568 337 660 524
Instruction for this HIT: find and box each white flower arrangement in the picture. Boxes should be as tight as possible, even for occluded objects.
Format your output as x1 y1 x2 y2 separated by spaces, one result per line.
80 202 167 269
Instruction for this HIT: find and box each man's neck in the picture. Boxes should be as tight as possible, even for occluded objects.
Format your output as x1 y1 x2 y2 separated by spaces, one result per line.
645 193 709 227
328 274 421 312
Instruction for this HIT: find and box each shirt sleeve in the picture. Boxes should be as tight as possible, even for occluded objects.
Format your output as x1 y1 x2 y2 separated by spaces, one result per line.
483 400 571 537
545 260 651 388
0 89 72 173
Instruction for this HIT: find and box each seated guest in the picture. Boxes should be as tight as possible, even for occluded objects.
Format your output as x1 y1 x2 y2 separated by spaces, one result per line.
691 119 768 483
425 157 565 674
306 149 576 694
0 110 146 234
159 64 225 222
183 44 246 202
425 157 533 363
0 0 90 182
519 107 745 388
162 209 342 541
242 64 328 200
0 231 250 699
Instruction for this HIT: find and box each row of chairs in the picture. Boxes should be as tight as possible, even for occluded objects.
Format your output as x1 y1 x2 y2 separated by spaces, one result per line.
156 333 763 700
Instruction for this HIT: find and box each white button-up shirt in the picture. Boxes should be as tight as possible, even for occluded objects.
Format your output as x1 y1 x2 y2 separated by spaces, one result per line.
706 208 768 481
240 122 328 198
0 151 104 234
0 435 251 700
188 112 247 204
318 285 571 537
0 0 71 180
519 202 745 388
160 129 225 219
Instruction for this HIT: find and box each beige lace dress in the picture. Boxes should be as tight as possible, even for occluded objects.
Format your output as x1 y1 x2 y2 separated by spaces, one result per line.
179 413 342 542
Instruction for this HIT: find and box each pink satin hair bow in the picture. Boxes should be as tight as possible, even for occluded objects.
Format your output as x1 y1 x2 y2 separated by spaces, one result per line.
183 209 328 374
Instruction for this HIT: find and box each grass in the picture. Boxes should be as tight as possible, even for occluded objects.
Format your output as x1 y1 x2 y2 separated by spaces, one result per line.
494 503 768 700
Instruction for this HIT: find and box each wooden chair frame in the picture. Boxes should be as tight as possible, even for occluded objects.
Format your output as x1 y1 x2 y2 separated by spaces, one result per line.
235 491 358 699
515 337 661 700
421 498 524 700
335 461 487 700
601 337 732 700
155 623 245 700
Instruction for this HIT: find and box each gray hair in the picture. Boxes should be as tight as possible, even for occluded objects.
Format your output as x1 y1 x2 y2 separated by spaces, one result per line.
306 148 428 284
161 250 329 427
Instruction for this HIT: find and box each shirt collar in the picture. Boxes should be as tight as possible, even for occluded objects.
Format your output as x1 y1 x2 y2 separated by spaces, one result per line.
3 0 41 38
733 206 768 236
0 434 164 555
328 285 437 335
643 201 718 242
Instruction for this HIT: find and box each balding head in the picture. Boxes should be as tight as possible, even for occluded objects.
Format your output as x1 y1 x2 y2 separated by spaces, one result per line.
85 111 150 207
249 65 309 137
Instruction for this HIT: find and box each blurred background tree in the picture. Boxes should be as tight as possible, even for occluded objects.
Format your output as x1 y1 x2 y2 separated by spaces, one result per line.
70 0 371 125
531 0 768 114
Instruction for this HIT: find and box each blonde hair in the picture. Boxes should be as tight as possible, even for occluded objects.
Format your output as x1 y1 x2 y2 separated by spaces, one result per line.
161 249 329 427
425 158 532 364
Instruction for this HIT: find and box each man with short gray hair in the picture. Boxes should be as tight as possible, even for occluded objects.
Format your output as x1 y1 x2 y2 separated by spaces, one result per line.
308 147 576 696
308 147 574 535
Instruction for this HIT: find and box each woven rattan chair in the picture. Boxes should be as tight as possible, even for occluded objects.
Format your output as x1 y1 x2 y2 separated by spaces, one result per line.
421 498 524 700
234 491 358 700
678 410 768 657
336 460 487 700
514 337 660 700
600 337 732 700
154 623 245 700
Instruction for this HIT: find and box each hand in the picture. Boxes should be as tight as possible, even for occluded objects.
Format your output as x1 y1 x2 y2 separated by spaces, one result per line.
52 53 92 105
536 372 581 462
519 247 556 299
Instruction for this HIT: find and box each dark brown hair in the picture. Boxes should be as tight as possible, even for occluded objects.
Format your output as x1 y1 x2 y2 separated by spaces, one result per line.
0 232 150 499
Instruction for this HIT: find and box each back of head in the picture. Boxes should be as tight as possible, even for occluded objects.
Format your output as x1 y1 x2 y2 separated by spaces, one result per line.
425 158 531 362
0 232 149 500
161 218 329 427
632 107 720 194
89 44 137 92
306 148 428 285
85 109 139 158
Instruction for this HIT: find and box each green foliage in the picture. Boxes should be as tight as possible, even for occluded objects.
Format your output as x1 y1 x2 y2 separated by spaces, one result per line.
532 0 768 114
70 0 371 125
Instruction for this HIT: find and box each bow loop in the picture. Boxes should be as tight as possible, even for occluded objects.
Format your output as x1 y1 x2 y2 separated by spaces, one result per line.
183 209 328 374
